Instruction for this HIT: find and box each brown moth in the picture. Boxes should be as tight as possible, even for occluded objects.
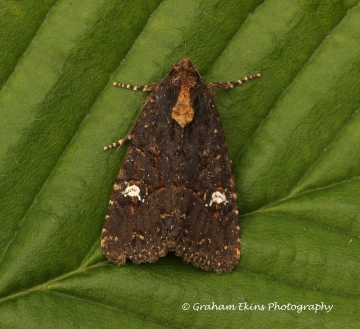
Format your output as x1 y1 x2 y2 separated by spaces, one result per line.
101 58 260 273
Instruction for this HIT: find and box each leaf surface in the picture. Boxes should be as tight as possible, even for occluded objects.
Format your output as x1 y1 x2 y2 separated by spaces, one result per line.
0 0 359 328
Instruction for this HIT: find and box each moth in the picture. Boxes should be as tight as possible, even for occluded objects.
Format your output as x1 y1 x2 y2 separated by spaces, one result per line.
101 58 260 273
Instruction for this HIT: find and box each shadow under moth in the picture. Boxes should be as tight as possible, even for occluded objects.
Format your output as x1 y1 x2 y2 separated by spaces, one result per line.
101 58 260 273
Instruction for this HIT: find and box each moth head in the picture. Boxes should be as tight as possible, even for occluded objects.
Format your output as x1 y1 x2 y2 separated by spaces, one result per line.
177 58 195 70
171 58 203 84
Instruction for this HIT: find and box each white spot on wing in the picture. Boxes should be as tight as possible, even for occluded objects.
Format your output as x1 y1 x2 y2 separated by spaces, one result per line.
122 184 142 201
209 191 228 207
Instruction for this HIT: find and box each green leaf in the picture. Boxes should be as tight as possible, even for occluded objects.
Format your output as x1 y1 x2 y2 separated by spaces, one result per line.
1 0 359 328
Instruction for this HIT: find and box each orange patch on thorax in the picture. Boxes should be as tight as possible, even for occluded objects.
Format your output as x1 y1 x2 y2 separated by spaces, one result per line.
171 82 195 127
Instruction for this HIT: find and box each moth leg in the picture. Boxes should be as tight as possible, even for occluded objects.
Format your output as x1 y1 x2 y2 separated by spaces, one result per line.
208 73 260 89
103 82 161 151
113 82 159 91
104 137 128 150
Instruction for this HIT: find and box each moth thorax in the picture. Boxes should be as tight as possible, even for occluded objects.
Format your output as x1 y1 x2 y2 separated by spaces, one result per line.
171 83 194 127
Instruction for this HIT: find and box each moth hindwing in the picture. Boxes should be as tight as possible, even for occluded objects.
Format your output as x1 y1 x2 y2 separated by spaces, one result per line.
101 58 260 273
